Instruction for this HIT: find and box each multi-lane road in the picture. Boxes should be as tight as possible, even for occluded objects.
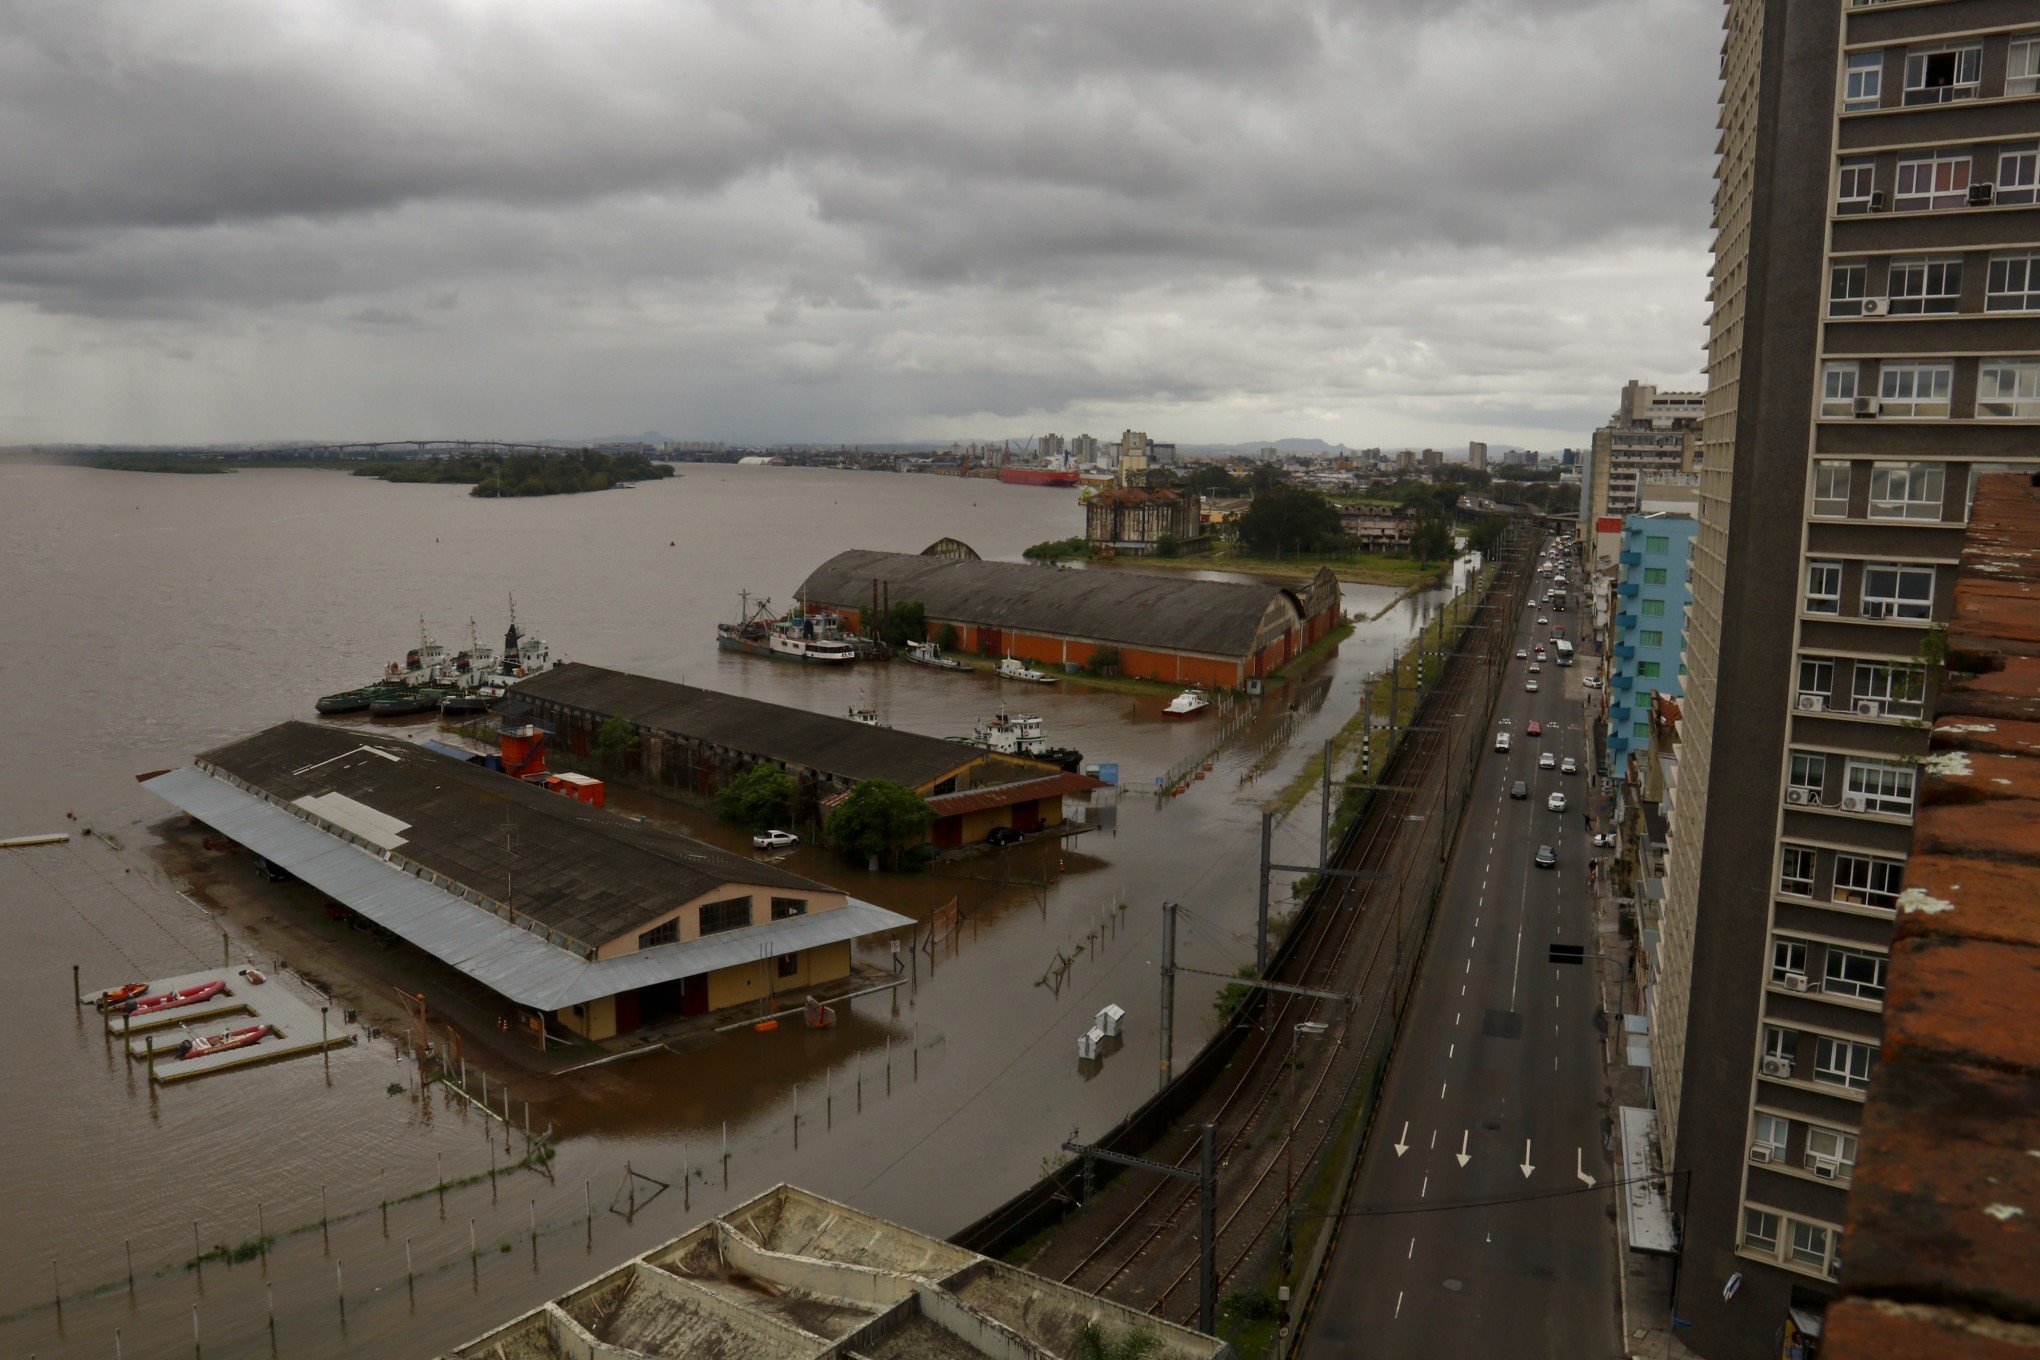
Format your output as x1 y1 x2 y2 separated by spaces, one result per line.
1305 574 1621 1357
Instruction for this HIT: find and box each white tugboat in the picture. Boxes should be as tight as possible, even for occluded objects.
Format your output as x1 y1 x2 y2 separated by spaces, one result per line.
903 639 968 671
968 709 1083 771
996 656 1057 684
717 591 856 664
1163 687 1211 717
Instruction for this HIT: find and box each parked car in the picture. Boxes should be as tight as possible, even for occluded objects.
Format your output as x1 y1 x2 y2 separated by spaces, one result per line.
1548 791 1569 812
1511 780 1529 799
985 826 1023 846
1561 757 1579 775
1583 676 1602 690
1534 845 1558 869
1539 752 1557 769
753 829 799 850
1495 731 1513 752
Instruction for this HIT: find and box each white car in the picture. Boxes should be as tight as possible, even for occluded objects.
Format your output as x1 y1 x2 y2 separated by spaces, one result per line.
1495 731 1512 753
752 829 799 851
1525 679 1539 692
1583 676 1602 690
1539 752 1557 770
1528 662 1542 674
1548 792 1568 812
1537 616 1549 625
1516 649 1528 659
1561 757 1579 775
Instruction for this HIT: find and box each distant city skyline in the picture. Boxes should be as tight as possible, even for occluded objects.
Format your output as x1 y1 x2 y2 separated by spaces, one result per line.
0 1 1717 448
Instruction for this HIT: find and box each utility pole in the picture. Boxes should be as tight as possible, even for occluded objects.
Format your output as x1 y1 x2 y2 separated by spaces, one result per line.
1318 739 1333 868
1257 813 1273 974
1061 1124 1221 1335
1159 901 1177 1088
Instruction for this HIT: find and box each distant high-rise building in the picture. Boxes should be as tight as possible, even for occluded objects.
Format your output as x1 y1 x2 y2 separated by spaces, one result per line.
1420 448 1444 470
1651 4 2040 1355
1396 449 1416 472
1468 440 1488 470
1604 513 1696 778
1589 381 1703 524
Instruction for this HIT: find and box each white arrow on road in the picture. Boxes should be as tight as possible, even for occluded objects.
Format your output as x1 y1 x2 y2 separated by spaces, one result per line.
1520 1140 1535 1179
1394 1121 1410 1157
1576 1148 1596 1188
1455 1130 1471 1168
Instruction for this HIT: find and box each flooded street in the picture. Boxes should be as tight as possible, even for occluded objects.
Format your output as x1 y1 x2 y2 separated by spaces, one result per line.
0 462 1462 1357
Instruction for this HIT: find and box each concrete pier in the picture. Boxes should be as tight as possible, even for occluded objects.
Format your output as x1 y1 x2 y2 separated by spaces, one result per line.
93 968 351 1083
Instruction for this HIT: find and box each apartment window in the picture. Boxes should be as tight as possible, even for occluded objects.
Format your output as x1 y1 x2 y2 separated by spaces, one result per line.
1867 462 1945 520
1902 45 1981 104
1815 1036 1878 1091
2000 143 2040 207
1837 157 1877 213
1645 534 1669 554
1771 937 1810 984
770 896 808 920
1791 1220 1833 1269
1987 253 2040 312
1828 262 1868 316
1780 844 1817 897
1632 720 1652 743
1640 629 1664 648
1846 757 1917 816
1834 854 1903 910
1844 51 1883 111
1764 1025 1799 1067
698 895 753 936
2010 38 2040 97
1886 257 1961 314
1878 361 1953 417
1638 661 1661 678
776 952 800 979
1806 560 1842 614
1978 358 2040 419
1745 1208 1782 1254
1893 152 1971 211
637 919 679 951
1788 751 1827 800
1798 657 1835 706
1754 1113 1791 1161
1644 567 1668 585
1642 598 1666 617
1813 461 1851 516
1805 1126 1859 1179
1861 563 1935 620
1820 363 1859 418
1854 662 1927 718
1824 945 1888 1001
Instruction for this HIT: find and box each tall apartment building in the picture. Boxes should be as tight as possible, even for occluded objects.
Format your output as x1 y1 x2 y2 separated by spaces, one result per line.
1605 513 1697 778
1468 439 1488 469
1653 3 2040 1356
1588 380 1704 524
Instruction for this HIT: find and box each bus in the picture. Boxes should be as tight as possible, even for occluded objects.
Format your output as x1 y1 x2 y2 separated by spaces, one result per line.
1554 639 1575 666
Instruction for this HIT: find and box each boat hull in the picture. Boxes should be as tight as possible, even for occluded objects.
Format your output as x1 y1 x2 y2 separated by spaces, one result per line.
999 467 1080 488
370 690 444 716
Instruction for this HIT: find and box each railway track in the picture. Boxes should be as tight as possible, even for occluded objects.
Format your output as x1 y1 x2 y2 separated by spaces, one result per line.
1050 549 1527 1314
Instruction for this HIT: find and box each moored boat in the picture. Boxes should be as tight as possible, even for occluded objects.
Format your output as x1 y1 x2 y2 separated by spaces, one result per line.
970 709 1083 771
370 687 446 717
126 979 226 1016
902 640 969 671
996 657 1056 684
1163 687 1211 717
94 981 150 1011
177 1024 274 1061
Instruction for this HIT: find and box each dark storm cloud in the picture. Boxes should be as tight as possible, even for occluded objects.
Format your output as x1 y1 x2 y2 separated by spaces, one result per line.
0 0 1719 445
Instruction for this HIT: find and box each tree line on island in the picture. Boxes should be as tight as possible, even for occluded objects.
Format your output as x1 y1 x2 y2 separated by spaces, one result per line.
76 447 675 498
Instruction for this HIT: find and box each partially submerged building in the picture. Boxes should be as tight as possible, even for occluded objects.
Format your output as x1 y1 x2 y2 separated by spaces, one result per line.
144 722 913 1042
508 663 1101 846
800 547 1342 687
444 1183 1232 1360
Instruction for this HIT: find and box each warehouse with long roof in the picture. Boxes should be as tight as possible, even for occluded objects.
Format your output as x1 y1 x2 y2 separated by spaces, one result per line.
800 547 1343 687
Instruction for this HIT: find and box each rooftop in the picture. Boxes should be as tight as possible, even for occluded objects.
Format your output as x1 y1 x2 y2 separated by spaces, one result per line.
1826 473 2040 1359
445 1184 1232 1360
195 721 827 948
801 549 1319 658
511 663 997 790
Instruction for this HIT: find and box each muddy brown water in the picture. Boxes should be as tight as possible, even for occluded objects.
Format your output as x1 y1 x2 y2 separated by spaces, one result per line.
0 462 1461 1357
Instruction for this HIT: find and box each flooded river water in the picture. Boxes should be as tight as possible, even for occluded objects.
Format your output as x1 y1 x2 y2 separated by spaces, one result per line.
0 462 1462 1358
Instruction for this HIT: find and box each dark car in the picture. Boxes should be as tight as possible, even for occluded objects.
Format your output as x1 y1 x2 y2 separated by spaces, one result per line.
986 826 1023 845
1534 845 1557 869
1510 780 1529 800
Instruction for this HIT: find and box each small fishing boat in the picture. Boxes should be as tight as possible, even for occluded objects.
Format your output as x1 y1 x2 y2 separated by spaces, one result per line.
126 979 226 1016
902 640 968 671
847 706 882 726
177 1024 274 1061
370 686 447 717
996 657 1056 684
95 982 150 1011
1163 687 1211 717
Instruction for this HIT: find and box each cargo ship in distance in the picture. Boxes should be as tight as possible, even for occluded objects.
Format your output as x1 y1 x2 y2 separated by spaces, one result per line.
998 466 1080 488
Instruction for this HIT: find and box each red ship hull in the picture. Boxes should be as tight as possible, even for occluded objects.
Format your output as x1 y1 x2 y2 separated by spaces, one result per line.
998 467 1080 487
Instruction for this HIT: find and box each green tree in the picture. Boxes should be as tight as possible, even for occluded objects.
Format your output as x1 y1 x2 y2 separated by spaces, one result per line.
1465 516 1509 560
1071 1323 1163 1360
935 623 961 652
590 716 639 770
1152 533 1180 558
1237 485 1345 556
1188 464 1247 496
1409 517 1456 564
881 600 928 648
716 763 795 831
1084 645 1122 677
824 780 936 867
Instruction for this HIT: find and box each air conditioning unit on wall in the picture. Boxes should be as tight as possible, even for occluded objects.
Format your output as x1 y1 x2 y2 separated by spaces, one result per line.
1797 694 1826 712
1840 795 1865 813
1861 297 1890 317
1853 395 1880 417
1809 1155 1842 1180
1786 788 1809 805
1761 1056 1792 1078
1854 699 1882 716
1749 1144 1773 1164
1784 972 1811 992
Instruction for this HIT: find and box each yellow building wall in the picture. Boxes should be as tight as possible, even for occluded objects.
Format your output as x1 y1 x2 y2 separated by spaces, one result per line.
704 941 854 1011
554 994 618 1042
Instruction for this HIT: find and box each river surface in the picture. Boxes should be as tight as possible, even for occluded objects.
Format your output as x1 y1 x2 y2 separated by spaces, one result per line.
0 462 1463 1358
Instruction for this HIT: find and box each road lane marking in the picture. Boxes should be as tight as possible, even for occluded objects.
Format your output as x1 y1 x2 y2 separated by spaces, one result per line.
1393 1121 1410 1156
1430 1128 1438 1149
1577 1149 1596 1187
1408 1237 1416 1260
1441 1082 1448 1099
1448 1043 1455 1058
1395 1290 1404 1319
1420 1176 1428 1199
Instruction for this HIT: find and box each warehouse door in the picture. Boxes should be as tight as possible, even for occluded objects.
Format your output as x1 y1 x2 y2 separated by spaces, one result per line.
613 990 642 1035
1012 801 1042 834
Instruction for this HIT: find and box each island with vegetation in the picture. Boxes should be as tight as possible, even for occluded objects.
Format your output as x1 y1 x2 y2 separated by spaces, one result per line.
352 448 675 497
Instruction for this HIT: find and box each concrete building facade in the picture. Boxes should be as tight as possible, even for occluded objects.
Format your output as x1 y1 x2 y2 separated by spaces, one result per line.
1653 3 2040 1355
1084 484 1203 554
1606 514 1697 777
1589 380 1703 526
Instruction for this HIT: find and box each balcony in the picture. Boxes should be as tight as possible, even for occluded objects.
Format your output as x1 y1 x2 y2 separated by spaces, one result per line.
1620 550 1643 567
1608 732 1631 752
1615 643 1637 660
1616 612 1638 630
1617 583 1642 601
1613 673 1637 690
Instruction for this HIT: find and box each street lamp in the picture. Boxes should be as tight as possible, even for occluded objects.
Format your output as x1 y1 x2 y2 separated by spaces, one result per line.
1278 1019 1332 1358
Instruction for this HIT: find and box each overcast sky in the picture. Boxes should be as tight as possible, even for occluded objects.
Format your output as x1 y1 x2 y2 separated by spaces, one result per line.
0 0 1720 448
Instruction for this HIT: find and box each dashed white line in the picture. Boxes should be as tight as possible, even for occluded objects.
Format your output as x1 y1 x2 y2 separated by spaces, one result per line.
1448 1043 1456 1058
1395 1290 1405 1319
1420 1176 1429 1199
1430 1128 1438 1149
1408 1237 1416 1260
1440 1082 1448 1099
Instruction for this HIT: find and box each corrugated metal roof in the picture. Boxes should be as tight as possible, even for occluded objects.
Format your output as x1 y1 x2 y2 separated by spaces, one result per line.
144 764 912 1011
924 771 1107 818
512 663 993 791
197 722 846 949
798 550 1307 658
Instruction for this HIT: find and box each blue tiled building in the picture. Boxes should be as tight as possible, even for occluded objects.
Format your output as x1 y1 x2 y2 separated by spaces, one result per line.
1606 513 1696 777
